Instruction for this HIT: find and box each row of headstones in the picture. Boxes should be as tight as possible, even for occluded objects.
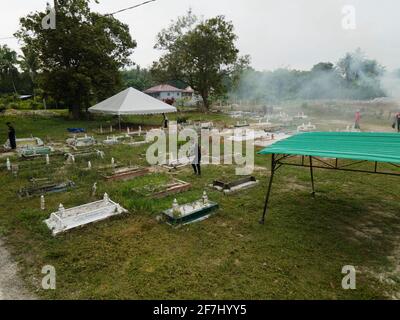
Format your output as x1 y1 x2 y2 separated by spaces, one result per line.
98 125 142 135
5 155 117 171
40 191 108 212
39 187 210 217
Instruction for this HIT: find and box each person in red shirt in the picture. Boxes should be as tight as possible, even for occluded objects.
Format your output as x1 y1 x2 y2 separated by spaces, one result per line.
354 110 361 130
394 112 400 133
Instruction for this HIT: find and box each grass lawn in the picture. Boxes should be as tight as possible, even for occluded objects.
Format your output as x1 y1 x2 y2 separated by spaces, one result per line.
0 110 399 299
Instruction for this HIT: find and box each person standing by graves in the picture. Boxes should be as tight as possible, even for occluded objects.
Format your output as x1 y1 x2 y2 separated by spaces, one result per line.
162 113 169 129
393 112 400 133
190 139 201 176
354 110 361 130
6 122 16 150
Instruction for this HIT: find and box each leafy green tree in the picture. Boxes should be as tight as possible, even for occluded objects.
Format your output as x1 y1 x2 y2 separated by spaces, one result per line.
152 11 249 111
0 45 19 94
121 66 155 91
18 47 39 87
311 62 334 73
337 49 384 83
15 0 136 119
337 49 385 99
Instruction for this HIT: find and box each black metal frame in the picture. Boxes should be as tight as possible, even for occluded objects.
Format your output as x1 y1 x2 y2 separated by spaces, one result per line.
259 154 400 224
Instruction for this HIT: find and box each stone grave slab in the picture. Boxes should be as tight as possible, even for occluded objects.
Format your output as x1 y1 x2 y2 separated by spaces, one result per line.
212 176 258 194
163 194 218 226
18 180 75 198
103 166 150 181
133 179 191 199
44 193 127 236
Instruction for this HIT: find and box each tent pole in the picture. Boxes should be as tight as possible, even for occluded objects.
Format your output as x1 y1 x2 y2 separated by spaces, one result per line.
260 153 276 225
310 156 316 198
118 115 121 132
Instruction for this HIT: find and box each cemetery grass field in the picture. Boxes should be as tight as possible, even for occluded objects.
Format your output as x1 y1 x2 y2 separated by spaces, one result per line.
0 110 400 299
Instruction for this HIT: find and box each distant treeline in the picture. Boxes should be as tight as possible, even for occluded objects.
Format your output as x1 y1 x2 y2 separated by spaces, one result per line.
231 49 397 103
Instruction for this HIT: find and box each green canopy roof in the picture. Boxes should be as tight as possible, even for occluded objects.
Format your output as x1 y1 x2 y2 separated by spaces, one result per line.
259 132 400 164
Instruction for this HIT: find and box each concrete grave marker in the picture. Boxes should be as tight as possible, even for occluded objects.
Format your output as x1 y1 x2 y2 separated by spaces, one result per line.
162 192 218 226
44 193 128 236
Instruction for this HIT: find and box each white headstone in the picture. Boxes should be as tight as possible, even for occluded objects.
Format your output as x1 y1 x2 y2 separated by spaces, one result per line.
202 191 209 205
92 182 97 197
172 199 181 216
103 193 109 203
6 158 11 171
88 161 92 170
40 195 45 210
46 154 50 165
58 203 65 216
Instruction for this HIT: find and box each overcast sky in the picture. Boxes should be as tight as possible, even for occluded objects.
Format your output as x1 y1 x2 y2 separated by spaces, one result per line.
1 0 399 71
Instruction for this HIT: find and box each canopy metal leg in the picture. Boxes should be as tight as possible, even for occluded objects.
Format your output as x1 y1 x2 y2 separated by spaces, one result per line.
118 115 122 131
309 156 316 198
260 154 276 224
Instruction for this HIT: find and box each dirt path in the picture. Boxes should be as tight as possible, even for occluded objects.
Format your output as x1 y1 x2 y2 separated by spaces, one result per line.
0 239 36 300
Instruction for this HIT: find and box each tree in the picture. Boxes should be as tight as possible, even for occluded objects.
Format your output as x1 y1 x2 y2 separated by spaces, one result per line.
311 62 334 73
18 47 39 87
15 0 136 119
152 11 249 111
337 49 384 84
0 45 19 94
337 49 385 99
121 66 155 91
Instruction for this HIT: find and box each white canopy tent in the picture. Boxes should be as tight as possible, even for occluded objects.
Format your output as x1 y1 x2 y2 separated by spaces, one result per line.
88 87 177 129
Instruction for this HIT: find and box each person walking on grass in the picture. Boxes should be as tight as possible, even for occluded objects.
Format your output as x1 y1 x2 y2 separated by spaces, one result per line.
393 112 400 133
6 122 16 150
354 110 362 130
162 113 169 129
190 139 201 176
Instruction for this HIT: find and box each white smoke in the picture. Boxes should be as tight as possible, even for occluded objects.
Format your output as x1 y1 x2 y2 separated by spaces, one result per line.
380 71 400 100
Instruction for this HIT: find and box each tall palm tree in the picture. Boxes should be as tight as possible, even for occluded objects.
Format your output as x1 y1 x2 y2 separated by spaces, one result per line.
19 47 39 89
0 45 19 95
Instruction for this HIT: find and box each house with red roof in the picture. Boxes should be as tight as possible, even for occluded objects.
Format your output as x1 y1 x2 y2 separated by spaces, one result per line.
144 84 196 103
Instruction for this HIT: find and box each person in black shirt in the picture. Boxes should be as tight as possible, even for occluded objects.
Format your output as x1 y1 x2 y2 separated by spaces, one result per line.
6 122 16 150
191 140 201 176
162 113 169 129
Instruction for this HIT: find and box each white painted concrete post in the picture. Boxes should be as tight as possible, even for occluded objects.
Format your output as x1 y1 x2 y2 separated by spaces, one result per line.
172 199 181 216
202 191 208 205
41 195 46 210
103 193 109 204
92 182 97 197
58 204 65 217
